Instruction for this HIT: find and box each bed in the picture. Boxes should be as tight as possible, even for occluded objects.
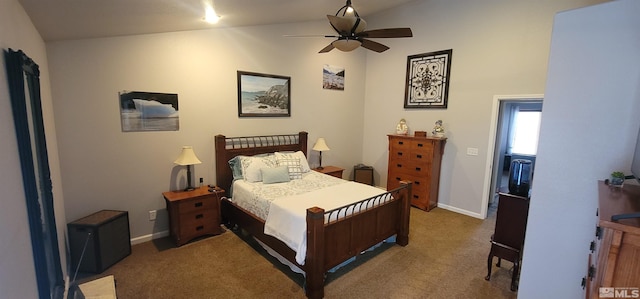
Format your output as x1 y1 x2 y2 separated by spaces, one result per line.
214 132 412 299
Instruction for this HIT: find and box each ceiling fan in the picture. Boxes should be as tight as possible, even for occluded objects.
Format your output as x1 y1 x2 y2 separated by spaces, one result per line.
318 0 413 53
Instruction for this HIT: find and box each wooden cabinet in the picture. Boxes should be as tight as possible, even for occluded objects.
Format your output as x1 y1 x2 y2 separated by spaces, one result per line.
313 165 344 179
163 186 225 246
586 181 640 298
387 134 446 211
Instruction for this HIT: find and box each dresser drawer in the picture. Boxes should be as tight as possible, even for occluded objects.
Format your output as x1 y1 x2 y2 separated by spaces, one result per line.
387 173 430 208
177 195 216 214
389 138 412 151
388 159 432 177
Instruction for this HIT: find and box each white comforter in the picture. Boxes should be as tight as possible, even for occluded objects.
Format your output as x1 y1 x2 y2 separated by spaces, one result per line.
231 171 386 265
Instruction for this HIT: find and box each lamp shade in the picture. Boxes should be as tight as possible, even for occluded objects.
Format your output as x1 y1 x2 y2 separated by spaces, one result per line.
312 138 330 152
174 146 202 165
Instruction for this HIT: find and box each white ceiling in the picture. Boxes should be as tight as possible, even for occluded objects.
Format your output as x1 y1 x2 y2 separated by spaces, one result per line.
18 0 416 42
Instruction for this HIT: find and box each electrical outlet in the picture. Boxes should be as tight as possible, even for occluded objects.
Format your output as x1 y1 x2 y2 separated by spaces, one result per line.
466 147 479 156
149 210 157 221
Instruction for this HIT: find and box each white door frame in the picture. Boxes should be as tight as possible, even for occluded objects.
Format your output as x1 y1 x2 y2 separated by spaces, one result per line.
480 94 544 218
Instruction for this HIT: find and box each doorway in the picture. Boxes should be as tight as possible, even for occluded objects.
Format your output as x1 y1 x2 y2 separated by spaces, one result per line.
481 94 543 219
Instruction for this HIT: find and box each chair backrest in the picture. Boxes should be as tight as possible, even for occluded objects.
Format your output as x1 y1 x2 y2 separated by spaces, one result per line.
493 193 530 250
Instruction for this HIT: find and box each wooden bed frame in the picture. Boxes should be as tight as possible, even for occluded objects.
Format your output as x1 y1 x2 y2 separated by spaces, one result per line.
214 132 412 299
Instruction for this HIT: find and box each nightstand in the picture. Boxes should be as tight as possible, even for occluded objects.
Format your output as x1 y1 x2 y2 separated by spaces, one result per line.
162 186 225 246
313 165 344 179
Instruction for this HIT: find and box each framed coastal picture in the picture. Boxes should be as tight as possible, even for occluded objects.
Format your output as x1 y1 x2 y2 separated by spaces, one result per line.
237 71 291 117
119 91 179 132
404 49 452 109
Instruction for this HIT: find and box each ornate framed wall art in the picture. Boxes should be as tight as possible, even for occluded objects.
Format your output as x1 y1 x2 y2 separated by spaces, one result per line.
404 49 452 109
238 71 291 117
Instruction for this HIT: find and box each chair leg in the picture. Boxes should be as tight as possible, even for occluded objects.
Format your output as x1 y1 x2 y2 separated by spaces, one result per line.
510 260 520 291
485 253 493 281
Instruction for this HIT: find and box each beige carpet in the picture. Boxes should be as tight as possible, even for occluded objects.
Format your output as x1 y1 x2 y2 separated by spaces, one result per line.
77 206 518 299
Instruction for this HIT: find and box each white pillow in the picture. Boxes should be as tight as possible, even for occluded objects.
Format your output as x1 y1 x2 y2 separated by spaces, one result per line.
240 155 277 182
275 151 311 172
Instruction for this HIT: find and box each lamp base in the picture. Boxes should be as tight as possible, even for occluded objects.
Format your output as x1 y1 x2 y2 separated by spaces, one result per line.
317 166 324 170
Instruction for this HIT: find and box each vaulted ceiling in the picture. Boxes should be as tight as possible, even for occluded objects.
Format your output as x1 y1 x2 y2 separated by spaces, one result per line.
18 0 416 41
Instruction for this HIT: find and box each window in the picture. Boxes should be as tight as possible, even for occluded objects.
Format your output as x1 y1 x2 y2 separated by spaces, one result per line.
510 110 541 155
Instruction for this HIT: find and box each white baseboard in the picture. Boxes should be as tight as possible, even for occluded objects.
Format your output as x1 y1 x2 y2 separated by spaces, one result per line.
436 203 484 219
130 230 169 245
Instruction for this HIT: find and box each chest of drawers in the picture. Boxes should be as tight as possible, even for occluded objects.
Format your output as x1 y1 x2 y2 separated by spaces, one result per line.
387 134 446 211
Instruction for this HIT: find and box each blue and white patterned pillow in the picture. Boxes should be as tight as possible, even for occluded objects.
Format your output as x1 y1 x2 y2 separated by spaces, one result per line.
277 158 303 180
275 151 311 173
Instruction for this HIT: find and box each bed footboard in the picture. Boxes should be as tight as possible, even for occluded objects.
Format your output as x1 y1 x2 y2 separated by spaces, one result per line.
305 181 412 299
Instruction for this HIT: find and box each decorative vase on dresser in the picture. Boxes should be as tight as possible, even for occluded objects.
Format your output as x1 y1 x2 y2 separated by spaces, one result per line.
387 134 446 211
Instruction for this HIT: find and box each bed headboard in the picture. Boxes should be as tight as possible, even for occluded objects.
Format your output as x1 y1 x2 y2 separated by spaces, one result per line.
214 132 308 197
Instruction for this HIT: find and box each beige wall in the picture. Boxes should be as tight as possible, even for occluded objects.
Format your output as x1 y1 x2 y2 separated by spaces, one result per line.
0 0 67 297
361 0 608 217
47 22 368 240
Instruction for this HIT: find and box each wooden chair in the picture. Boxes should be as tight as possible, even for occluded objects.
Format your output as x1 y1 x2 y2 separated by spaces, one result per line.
485 192 530 291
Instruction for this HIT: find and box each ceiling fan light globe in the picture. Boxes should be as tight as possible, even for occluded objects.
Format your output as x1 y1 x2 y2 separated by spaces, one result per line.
328 15 367 33
332 39 361 52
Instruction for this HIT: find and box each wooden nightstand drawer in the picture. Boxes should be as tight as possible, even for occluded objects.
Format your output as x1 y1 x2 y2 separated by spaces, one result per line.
179 210 218 239
177 196 216 214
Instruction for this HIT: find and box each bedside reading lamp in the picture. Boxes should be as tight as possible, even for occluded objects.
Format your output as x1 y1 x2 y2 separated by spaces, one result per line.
312 138 330 170
174 146 202 191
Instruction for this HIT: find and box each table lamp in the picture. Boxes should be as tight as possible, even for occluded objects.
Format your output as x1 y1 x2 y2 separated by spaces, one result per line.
174 146 202 191
312 138 330 170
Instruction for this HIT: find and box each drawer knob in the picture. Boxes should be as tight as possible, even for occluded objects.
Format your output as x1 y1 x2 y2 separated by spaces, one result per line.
195 214 203 219
397 164 403 168
398 141 404 145
416 154 422 158
194 202 203 208
417 143 424 147
196 225 204 231
397 152 403 156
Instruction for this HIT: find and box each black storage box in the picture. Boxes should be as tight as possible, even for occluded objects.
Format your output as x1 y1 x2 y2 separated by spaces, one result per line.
353 164 374 186
68 210 131 273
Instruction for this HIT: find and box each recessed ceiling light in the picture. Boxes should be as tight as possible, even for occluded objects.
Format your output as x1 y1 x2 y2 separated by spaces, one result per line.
204 2 220 24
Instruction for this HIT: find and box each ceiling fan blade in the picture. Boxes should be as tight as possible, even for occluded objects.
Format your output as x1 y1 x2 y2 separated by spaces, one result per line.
358 28 413 38
327 15 367 34
283 34 339 38
319 43 335 53
360 39 389 53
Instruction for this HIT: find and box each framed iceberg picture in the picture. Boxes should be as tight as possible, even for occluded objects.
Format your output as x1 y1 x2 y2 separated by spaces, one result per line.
237 71 291 117
119 91 179 132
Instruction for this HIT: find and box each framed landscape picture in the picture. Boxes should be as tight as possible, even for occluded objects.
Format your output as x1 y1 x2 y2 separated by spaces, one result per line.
404 49 452 109
119 91 179 132
237 71 291 117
